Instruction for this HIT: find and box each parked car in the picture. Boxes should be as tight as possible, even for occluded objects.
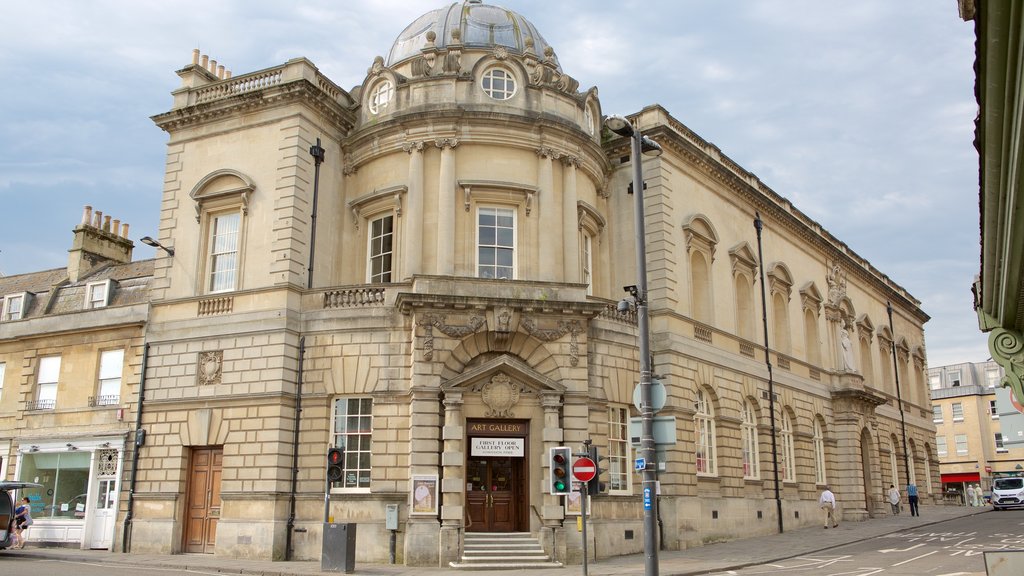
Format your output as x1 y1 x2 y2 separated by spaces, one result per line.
0 481 42 551
991 477 1024 510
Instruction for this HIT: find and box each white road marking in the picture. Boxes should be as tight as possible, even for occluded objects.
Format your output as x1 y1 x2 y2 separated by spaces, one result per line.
878 543 924 553
891 550 937 566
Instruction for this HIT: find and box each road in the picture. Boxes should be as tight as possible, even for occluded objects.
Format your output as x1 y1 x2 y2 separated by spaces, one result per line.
0 557 229 576
710 510 1024 576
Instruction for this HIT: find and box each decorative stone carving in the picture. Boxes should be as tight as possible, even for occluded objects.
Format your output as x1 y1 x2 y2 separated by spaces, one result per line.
493 45 508 60
827 262 847 307
481 373 520 418
989 327 1024 404
536 146 559 159
368 55 385 76
435 137 460 150
402 141 425 153
198 350 223 386
419 313 486 343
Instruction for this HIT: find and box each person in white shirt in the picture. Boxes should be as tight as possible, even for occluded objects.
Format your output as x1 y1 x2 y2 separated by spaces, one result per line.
819 486 838 528
888 484 901 515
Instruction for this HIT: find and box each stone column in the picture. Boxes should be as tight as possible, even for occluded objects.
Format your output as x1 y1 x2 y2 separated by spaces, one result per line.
439 391 465 566
830 389 885 522
561 155 580 284
539 392 565 560
537 147 557 281
405 387 442 566
436 138 458 276
403 141 425 278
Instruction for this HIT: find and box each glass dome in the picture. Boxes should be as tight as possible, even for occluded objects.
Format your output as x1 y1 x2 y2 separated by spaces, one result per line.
387 1 558 71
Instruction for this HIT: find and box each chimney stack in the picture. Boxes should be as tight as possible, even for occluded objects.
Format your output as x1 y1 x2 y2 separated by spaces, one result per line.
67 205 135 282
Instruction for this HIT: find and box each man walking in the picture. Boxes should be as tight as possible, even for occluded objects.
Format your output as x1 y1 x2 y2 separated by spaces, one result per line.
906 483 919 516
819 485 838 529
888 484 901 515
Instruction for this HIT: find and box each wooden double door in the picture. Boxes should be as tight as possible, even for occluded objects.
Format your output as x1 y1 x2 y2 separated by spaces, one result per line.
466 456 527 532
184 447 222 554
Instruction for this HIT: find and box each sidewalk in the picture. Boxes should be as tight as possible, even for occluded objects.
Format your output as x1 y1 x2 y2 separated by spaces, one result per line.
9 505 989 576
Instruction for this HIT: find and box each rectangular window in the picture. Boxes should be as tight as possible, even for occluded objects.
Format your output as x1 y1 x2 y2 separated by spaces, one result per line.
950 370 961 387
208 212 240 293
581 233 593 296
932 405 943 423
996 433 1008 453
936 436 947 457
990 399 999 418
929 374 941 390
477 206 515 279
986 368 1000 388
368 215 394 283
332 397 373 490
96 349 124 406
36 355 61 410
952 402 964 422
18 451 91 519
85 280 110 309
955 434 968 456
0 362 5 401
607 407 630 493
2 294 25 321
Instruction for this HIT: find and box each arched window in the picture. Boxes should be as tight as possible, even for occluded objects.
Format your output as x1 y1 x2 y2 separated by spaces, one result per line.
924 444 933 493
683 215 718 326
908 439 917 485
813 417 826 485
691 251 713 324
695 388 717 476
889 435 900 487
729 242 758 341
780 410 795 481
768 263 793 355
741 399 760 479
800 283 823 366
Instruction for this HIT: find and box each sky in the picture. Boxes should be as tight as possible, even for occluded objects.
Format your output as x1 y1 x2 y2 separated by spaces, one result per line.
0 1 983 368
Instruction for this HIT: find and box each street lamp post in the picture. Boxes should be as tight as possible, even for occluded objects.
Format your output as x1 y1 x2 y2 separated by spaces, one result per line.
887 301 912 489
606 114 662 576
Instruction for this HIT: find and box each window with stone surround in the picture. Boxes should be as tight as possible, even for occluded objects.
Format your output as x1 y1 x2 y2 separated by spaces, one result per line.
933 404 943 423
695 388 717 476
35 355 60 410
952 402 964 422
477 206 516 280
955 434 968 456
936 435 947 457
481 67 516 100
85 279 111 309
741 399 760 479
0 362 5 401
813 417 826 485
368 214 394 283
581 232 593 295
207 211 240 293
332 397 373 491
96 349 124 406
368 79 394 114
189 169 255 295
2 293 27 321
780 409 795 482
607 406 631 493
889 436 899 486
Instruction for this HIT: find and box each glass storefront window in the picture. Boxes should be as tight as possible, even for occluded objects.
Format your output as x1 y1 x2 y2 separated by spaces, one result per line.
19 451 91 519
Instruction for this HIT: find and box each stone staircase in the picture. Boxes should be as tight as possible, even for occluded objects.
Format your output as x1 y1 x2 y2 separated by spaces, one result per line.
449 532 563 569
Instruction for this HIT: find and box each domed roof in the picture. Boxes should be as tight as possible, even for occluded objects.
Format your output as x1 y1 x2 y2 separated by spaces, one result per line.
387 0 558 71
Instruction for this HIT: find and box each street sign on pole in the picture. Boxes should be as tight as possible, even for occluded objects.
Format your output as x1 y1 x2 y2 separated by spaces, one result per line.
572 456 597 483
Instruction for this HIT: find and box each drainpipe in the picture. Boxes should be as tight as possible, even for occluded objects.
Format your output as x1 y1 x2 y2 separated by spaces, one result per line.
286 336 306 560
122 341 150 553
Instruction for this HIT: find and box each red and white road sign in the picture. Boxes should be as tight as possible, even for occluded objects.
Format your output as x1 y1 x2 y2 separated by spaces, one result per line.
572 456 597 482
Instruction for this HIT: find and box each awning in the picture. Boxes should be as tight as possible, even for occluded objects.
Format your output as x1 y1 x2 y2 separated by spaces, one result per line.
941 472 981 483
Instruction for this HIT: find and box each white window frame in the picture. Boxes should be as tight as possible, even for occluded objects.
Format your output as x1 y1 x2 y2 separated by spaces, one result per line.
96 349 124 406
331 397 373 492
36 355 60 410
813 418 826 485
955 434 968 456
2 293 27 321
780 411 795 482
476 206 516 280
607 406 631 494
85 279 112 309
694 388 717 476
933 404 943 423
367 213 395 283
0 362 5 402
996 433 1008 453
741 400 760 479
986 368 1000 388
950 370 962 387
952 402 964 422
936 436 947 457
481 67 517 100
207 211 241 293
929 374 941 390
368 80 394 115
581 232 593 296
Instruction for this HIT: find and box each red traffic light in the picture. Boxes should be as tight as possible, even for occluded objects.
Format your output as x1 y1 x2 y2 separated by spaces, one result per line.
327 447 344 482
328 448 343 465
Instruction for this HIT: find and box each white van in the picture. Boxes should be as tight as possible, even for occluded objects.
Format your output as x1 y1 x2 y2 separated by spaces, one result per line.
991 476 1024 510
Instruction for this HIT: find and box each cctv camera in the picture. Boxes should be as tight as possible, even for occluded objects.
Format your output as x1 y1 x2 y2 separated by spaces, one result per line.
617 299 631 313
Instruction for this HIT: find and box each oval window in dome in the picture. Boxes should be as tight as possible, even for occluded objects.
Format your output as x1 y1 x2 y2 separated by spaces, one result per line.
481 68 516 101
369 80 395 114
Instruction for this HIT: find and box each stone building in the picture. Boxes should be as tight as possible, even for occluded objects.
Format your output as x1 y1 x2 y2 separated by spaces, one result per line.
4 0 936 567
0 207 151 549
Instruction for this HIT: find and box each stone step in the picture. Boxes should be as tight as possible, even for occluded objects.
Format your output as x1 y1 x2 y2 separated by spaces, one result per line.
451 532 562 570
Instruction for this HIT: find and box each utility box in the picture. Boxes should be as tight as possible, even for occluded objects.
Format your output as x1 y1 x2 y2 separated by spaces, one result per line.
385 504 399 530
321 522 357 573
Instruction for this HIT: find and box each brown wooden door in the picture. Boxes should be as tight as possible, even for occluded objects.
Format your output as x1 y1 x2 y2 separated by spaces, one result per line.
184 447 222 553
466 457 519 532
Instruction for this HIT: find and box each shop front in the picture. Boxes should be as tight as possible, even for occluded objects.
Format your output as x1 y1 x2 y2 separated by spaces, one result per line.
16 438 124 549
941 472 981 504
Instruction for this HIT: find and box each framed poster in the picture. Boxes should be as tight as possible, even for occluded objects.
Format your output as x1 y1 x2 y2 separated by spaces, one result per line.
565 489 583 515
411 474 438 515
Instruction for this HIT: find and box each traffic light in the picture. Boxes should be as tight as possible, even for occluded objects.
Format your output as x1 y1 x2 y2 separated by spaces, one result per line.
327 447 344 483
587 444 608 495
549 446 572 495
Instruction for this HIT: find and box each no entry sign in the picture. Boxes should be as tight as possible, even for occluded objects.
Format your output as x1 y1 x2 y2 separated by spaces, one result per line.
572 456 597 483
